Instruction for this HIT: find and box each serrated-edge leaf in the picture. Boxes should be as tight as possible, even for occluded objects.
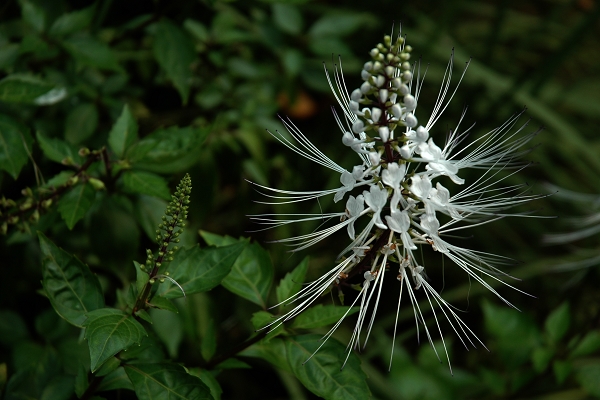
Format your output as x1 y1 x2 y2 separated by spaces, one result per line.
83 308 147 372
285 334 370 400
291 304 359 330
108 104 138 159
221 242 273 308
161 242 247 299
39 232 104 327
124 362 213 400
57 182 96 229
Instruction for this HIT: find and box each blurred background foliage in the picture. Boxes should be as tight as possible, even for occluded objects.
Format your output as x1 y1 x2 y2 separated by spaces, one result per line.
1 0 600 398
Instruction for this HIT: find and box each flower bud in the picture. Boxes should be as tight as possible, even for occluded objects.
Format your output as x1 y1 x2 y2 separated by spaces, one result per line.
405 113 418 128
371 107 382 122
403 94 417 111
416 126 429 142
400 145 411 159
360 81 371 94
379 126 390 142
342 132 356 146
363 61 373 71
385 65 395 77
369 151 381 166
351 89 362 102
399 84 410 96
88 177 106 191
391 104 402 119
379 89 388 103
375 75 385 88
361 69 371 80
352 120 365 134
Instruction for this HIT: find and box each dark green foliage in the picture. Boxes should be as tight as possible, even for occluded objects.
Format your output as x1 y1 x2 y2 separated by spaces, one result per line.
1 0 599 399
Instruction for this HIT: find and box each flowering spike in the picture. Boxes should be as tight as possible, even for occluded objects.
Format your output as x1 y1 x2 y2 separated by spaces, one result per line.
249 27 546 369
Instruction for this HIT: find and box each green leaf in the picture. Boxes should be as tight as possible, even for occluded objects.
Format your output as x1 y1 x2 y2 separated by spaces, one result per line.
0 74 55 104
576 361 600 397
276 257 309 305
199 230 238 246
83 308 147 372
184 20 209 42
214 358 251 370
251 311 275 331
62 35 122 71
308 12 372 37
108 104 138 159
148 295 178 313
531 346 554 373
134 261 149 298
57 182 96 229
160 242 247 299
482 300 541 367
545 302 570 344
65 102 98 144
290 304 359 330
0 114 33 179
240 337 291 373
36 131 82 164
221 242 273 309
122 170 170 201
96 367 134 392
132 126 209 173
124 362 213 400
149 308 183 358
153 20 196 104
19 0 46 32
49 5 95 37
553 360 571 384
272 4 303 35
95 356 121 377
571 331 600 358
189 369 222 400
285 334 371 400
133 195 168 240
38 232 104 327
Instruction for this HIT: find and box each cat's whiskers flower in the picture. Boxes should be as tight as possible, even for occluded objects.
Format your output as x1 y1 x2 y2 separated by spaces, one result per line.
249 27 544 370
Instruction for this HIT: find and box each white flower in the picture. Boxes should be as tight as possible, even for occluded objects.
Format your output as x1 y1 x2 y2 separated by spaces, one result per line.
249 28 544 371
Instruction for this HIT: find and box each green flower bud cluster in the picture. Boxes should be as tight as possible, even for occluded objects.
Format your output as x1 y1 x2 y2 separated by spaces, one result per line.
348 34 416 142
141 174 191 274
